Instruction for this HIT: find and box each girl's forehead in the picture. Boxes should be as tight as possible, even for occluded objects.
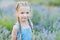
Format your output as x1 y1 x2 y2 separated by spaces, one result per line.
19 6 31 12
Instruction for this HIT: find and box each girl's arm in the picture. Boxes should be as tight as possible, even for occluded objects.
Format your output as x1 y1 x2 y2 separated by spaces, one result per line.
32 30 35 40
11 25 18 40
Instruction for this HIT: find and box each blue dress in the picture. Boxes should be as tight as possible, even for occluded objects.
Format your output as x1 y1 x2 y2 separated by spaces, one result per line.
16 26 32 40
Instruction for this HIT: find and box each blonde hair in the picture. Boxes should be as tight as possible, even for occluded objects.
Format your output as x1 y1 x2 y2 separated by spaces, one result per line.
16 1 31 11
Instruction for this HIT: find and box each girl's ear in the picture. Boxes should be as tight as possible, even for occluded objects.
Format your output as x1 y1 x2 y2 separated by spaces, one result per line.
16 11 18 17
16 9 19 17
29 11 32 19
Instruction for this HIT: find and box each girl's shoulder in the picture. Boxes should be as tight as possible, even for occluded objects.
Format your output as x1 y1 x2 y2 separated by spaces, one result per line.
13 22 19 30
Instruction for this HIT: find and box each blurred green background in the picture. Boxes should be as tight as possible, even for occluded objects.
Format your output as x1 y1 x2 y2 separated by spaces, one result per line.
0 0 60 40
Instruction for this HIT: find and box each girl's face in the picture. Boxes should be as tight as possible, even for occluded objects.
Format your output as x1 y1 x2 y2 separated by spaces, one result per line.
17 6 31 22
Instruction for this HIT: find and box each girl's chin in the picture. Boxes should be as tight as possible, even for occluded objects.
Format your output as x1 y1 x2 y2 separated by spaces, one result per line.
21 19 27 22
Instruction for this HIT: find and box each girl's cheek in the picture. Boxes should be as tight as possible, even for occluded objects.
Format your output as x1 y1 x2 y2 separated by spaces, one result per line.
28 14 31 18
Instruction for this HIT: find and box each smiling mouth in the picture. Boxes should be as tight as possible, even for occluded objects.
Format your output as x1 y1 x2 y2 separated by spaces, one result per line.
22 17 27 19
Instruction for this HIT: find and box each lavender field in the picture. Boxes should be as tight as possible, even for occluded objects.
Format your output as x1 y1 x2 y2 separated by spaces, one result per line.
0 0 60 40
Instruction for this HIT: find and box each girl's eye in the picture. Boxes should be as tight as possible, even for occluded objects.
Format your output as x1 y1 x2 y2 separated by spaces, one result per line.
26 12 29 14
21 12 24 14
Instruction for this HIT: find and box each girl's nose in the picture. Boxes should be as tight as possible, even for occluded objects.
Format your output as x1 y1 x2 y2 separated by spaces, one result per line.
23 13 27 17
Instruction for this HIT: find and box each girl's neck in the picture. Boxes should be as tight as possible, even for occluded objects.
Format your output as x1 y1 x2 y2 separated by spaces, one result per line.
18 20 30 28
21 20 28 25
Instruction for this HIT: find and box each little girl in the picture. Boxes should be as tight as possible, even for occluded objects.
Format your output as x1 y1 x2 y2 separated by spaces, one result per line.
11 1 34 40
